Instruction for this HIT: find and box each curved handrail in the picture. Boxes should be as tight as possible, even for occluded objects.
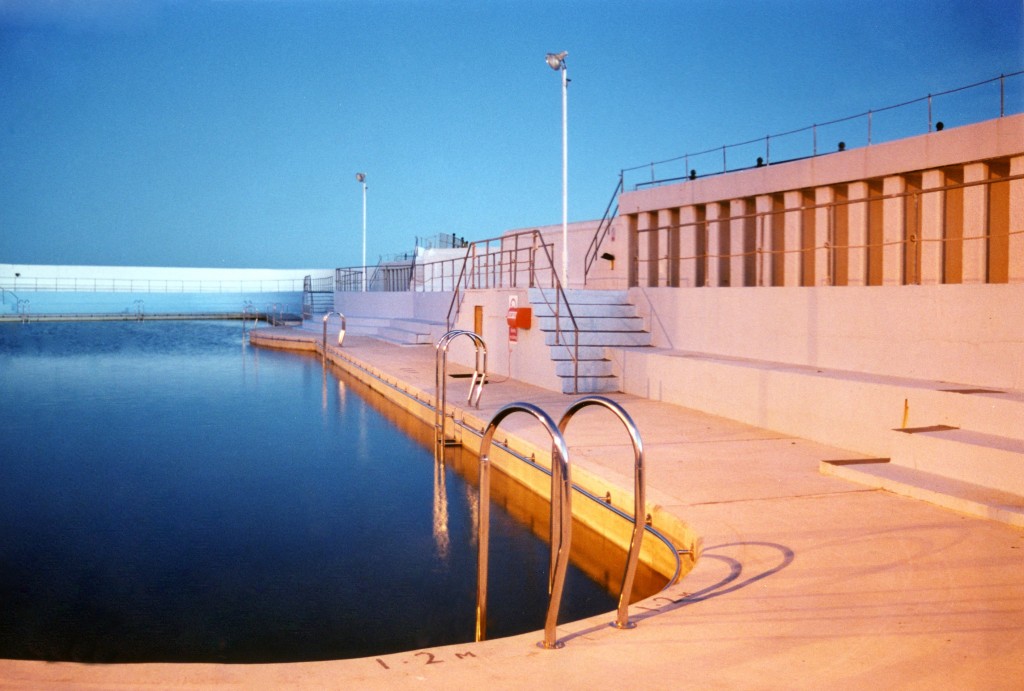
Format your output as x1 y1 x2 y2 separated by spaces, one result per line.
434 330 487 445
558 395 645 630
477 402 572 650
322 311 346 358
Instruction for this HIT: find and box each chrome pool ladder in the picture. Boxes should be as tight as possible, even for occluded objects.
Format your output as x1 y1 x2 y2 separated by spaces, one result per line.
475 396 648 649
434 330 487 446
321 311 346 363
477 402 572 649
558 396 646 630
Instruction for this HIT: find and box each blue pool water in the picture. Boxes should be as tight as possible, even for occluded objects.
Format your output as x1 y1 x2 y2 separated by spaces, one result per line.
0 321 640 663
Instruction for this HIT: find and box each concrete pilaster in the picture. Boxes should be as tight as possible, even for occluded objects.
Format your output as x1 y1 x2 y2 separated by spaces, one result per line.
730 198 753 287
658 207 678 287
679 206 699 288
625 214 638 288
815 187 835 286
755 195 774 287
1011 156 1024 283
706 203 727 287
783 191 803 287
920 170 946 285
962 162 990 284
883 176 906 285
637 211 658 287
846 182 869 286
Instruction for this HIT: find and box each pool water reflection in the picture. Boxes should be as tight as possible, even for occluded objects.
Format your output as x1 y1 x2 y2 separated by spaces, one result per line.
0 321 657 663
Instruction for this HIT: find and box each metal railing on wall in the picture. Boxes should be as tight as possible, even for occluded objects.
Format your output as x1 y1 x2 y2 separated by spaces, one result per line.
631 173 1024 288
622 70 1024 190
443 229 563 328
0 276 314 293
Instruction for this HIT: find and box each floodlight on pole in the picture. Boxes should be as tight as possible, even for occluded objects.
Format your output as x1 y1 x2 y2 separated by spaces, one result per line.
355 172 367 292
545 51 569 287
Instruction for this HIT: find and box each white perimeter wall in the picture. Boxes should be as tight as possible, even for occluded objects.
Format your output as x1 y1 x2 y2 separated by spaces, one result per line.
631 283 1024 391
1 264 332 286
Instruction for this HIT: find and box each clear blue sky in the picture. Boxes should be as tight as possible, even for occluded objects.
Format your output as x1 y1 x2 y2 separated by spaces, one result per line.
2 0 1021 269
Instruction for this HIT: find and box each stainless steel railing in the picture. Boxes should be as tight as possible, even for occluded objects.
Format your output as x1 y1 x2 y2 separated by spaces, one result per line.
476 396 650 648
476 402 572 650
434 330 487 446
558 396 646 630
322 311 346 363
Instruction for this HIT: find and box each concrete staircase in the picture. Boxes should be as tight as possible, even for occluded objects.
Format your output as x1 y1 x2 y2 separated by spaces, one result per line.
614 344 1024 527
822 386 1024 527
528 288 651 394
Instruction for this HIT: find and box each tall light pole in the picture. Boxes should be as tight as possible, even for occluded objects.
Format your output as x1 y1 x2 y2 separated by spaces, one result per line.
355 172 367 292
546 51 569 287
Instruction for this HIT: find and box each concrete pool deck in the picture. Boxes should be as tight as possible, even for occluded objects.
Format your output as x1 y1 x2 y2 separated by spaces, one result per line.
3 328 1023 689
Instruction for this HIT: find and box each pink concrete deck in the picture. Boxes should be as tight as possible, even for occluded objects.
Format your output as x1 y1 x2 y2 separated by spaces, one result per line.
3 329 1022 689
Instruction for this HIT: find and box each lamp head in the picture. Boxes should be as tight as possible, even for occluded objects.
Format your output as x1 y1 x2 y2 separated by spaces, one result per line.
545 51 568 70
355 172 366 183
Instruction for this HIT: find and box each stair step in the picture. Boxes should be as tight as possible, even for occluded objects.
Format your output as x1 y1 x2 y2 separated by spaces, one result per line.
555 359 613 377
890 426 1024 495
547 344 609 360
559 375 620 394
538 315 646 332
528 288 628 305
544 331 652 347
376 326 433 345
821 458 1024 528
530 303 638 318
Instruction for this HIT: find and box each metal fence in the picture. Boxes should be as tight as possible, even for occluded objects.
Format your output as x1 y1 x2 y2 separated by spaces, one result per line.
623 70 1024 190
0 275 312 293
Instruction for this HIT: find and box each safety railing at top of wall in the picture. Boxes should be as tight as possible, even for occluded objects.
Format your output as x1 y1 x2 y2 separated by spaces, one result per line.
631 172 1024 288
0 275 315 293
621 70 1024 191
441 229 560 326
304 274 335 293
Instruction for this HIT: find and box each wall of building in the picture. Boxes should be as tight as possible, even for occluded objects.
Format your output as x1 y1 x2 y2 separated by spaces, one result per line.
1 263 331 289
629 283 1024 391
1 290 303 317
0 263 330 317
615 114 1024 290
452 288 563 392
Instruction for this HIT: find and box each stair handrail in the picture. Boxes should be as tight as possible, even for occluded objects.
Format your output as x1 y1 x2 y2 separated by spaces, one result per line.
530 233 581 394
441 228 580 393
476 402 572 650
583 172 624 286
558 396 645 630
445 244 476 330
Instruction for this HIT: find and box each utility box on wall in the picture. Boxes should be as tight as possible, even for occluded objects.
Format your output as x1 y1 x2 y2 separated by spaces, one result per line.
506 306 531 329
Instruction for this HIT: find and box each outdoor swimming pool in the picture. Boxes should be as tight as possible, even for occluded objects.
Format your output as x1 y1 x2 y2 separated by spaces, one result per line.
0 320 662 663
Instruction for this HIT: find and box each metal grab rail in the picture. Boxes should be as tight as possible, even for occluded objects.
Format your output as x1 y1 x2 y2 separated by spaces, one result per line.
529 235 582 393
583 173 624 285
434 330 487 445
321 311 346 362
476 402 573 650
558 396 645 630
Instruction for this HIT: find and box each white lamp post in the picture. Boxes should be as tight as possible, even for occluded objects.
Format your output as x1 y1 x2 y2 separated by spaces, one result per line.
546 51 569 287
355 172 367 291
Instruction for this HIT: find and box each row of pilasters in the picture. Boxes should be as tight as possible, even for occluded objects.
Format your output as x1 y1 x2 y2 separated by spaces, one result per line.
628 155 1024 287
